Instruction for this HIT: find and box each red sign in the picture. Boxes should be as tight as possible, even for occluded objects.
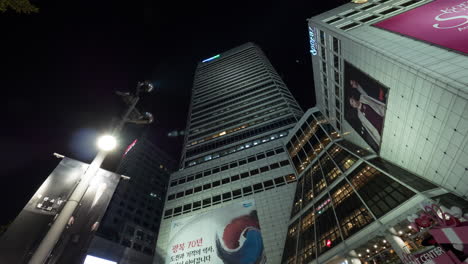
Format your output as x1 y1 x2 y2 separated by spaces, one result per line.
373 0 468 54
123 139 137 156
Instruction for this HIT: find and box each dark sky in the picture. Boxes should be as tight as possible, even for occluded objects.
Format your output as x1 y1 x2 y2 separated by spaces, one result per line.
0 0 343 225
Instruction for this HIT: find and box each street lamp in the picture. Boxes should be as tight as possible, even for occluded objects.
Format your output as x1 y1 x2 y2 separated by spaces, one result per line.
97 135 117 151
28 81 155 264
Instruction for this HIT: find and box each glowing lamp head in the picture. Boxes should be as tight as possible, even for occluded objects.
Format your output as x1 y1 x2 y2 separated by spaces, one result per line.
97 135 117 151
326 239 332 247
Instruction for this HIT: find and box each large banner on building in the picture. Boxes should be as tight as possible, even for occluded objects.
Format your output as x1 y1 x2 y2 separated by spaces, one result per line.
344 61 389 153
166 199 266 264
47 163 121 264
373 0 468 54
0 157 121 264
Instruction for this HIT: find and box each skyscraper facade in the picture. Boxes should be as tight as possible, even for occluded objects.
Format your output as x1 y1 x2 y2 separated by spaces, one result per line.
155 43 304 263
88 135 176 264
280 0 468 263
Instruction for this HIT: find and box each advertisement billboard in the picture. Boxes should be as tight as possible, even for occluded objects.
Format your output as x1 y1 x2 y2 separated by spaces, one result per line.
47 165 121 264
0 158 86 263
166 199 266 264
0 158 121 264
344 61 389 153
373 0 468 54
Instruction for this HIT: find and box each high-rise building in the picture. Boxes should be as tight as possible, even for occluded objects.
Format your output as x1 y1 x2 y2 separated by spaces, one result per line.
280 0 468 263
307 0 467 196
88 135 176 264
155 43 304 263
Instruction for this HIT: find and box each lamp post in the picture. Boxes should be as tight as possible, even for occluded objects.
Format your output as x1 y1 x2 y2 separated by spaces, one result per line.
28 81 155 264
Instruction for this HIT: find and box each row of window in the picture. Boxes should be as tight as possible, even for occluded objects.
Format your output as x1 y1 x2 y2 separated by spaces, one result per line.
189 98 286 138
317 27 343 130
193 65 267 107
283 162 417 263
288 114 319 157
189 110 291 147
171 147 285 187
191 81 278 120
194 55 261 89
163 174 297 219
287 113 340 173
185 130 290 167
370 158 438 192
190 89 281 125
192 82 295 127
186 116 297 157
291 143 359 218
168 159 291 201
195 47 256 76
194 69 270 102
192 79 275 115
190 104 289 144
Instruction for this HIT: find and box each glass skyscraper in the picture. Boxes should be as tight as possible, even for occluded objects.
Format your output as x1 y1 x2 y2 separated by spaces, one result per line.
155 42 304 263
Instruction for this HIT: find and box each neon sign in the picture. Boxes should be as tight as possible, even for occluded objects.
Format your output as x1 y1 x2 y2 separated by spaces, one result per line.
123 139 137 156
202 54 220 63
316 198 331 214
308 26 318 56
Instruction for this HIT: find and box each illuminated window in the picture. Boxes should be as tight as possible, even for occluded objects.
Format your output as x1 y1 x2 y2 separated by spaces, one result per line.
303 176 314 205
320 155 342 185
331 180 374 238
315 195 342 255
282 220 299 264
286 174 297 183
298 206 316 263
291 177 303 217
347 164 415 218
327 145 357 171
312 166 327 197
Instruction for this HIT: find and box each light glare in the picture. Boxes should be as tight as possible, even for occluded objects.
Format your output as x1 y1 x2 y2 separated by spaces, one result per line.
84 255 117 264
97 135 117 151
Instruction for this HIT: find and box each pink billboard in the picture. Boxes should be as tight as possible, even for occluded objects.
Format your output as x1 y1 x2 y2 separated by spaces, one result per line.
373 0 468 54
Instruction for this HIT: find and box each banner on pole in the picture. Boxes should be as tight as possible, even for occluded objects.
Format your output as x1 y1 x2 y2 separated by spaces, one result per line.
0 157 121 264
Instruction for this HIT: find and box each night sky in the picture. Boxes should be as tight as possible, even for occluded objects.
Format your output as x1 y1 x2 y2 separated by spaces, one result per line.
1 0 344 225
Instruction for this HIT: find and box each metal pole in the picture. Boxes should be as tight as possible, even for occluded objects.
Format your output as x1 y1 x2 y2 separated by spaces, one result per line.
28 96 139 264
